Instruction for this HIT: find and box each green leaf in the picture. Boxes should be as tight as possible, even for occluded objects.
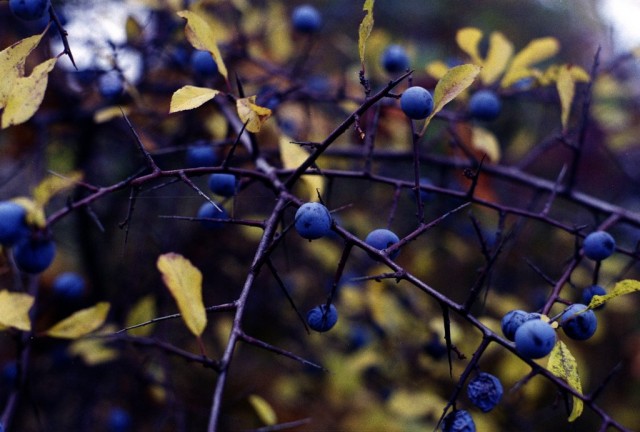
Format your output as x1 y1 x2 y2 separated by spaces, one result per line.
358 0 375 66
170 85 220 113
157 253 206 337
177 10 228 81
556 65 575 132
547 341 583 422
0 290 34 331
44 303 111 339
248 394 277 426
587 279 640 310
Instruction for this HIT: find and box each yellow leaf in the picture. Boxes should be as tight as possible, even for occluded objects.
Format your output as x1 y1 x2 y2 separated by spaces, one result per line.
278 135 324 201
236 96 272 133
94 106 131 123
547 341 583 422
2 58 57 129
0 31 46 109
125 295 157 337
557 65 575 132
177 10 228 80
358 0 375 65
69 337 119 365
11 197 46 228
265 2 293 62
170 85 220 113
588 279 640 310
248 394 277 426
44 302 111 339
471 126 501 162
0 290 34 331
157 253 206 337
502 37 560 87
425 60 449 80
33 171 83 207
481 31 514 85
420 64 481 135
456 27 483 65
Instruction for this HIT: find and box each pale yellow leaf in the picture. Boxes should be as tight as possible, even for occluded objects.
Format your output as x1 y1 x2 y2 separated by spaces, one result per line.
177 10 228 80
471 126 501 162
0 290 34 331
481 31 514 85
0 32 46 108
125 295 157 337
94 106 131 123
33 171 83 207
278 135 325 201
570 66 590 82
557 65 575 132
2 58 57 129
236 96 272 133
358 0 375 65
157 253 206 337
11 197 46 228
69 337 119 365
456 27 483 65
425 60 449 80
265 2 293 62
502 37 560 87
170 85 220 113
547 341 583 422
588 279 640 310
248 394 277 426
44 302 111 339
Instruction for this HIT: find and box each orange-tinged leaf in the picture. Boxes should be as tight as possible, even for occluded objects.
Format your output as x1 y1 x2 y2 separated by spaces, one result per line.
279 135 324 201
0 31 46 108
358 0 375 65
0 290 34 331
177 10 228 80
157 253 206 337
557 65 575 132
125 295 157 337
44 302 110 339
2 57 57 129
248 394 277 426
456 27 483 65
236 96 272 133
548 341 583 422
587 279 640 310
33 171 83 207
502 37 560 87
481 31 514 85
170 85 220 113
471 126 501 162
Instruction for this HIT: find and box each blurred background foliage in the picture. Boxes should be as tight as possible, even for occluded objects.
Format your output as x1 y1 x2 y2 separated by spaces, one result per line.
1 0 640 431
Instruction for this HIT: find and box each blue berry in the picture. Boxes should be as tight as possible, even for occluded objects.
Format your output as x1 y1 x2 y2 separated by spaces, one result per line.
514 319 556 359
0 201 29 246
52 272 86 300
581 285 606 309
291 5 322 34
197 202 228 229
186 143 219 168
468 90 501 121
108 407 132 432
583 231 616 261
381 44 410 74
208 174 236 197
365 228 400 259
9 0 50 21
190 50 218 77
409 177 435 203
307 304 338 332
400 86 434 120
98 71 124 100
500 310 541 341
441 410 475 432
466 372 503 412
294 202 332 240
560 303 597 340
13 236 56 274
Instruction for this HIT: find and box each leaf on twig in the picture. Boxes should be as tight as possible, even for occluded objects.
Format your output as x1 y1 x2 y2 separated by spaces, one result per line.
44 303 111 339
170 85 220 113
358 0 375 66
501 37 559 87
0 290 34 331
177 10 228 81
279 135 324 201
236 96 272 133
547 341 583 422
587 279 640 310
